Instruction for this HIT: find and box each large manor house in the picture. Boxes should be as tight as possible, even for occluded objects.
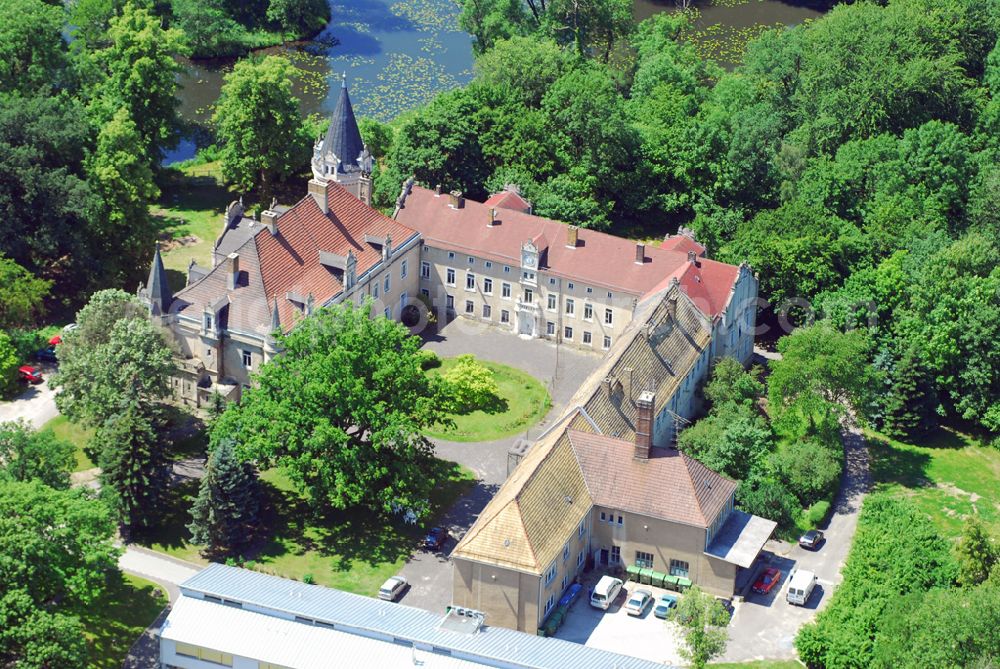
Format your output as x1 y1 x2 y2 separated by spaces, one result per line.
140 82 771 635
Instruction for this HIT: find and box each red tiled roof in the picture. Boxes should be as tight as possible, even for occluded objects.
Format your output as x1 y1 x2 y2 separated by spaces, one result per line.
661 234 706 257
568 429 736 528
677 259 739 320
483 189 532 213
175 182 418 333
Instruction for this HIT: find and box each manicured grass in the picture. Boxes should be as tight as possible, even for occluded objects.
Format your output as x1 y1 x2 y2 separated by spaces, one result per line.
77 573 167 669
424 358 551 442
152 163 234 291
141 459 475 598
41 415 96 471
867 426 1000 541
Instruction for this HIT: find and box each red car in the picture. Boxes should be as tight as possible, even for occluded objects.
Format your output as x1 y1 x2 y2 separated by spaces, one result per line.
18 365 43 384
752 567 782 595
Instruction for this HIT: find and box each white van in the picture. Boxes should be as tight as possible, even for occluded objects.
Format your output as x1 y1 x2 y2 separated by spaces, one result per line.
590 576 623 610
786 569 817 606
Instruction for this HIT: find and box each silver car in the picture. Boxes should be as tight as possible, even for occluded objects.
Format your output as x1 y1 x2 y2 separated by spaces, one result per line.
378 576 407 601
624 588 653 616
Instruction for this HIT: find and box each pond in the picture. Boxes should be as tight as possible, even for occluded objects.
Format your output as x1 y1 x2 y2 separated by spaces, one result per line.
165 0 826 164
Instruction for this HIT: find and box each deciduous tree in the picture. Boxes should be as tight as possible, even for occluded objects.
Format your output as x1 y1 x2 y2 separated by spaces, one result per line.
0 420 75 490
0 255 51 330
669 586 730 669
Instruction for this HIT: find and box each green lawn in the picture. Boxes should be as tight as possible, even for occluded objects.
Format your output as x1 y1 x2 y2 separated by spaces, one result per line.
424 358 551 442
78 573 167 669
867 426 1000 541
41 415 96 471
152 163 235 292
141 459 475 598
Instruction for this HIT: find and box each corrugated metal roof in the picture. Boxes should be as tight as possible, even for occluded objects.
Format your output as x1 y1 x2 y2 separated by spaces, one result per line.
179 564 670 669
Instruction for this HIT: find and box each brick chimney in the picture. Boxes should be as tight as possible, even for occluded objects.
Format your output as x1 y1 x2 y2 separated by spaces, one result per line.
226 252 240 290
449 190 464 209
635 243 645 264
435 184 442 196
308 178 328 214
488 208 496 227
668 295 677 321
621 367 633 401
635 390 655 459
261 209 279 236
687 250 697 264
566 225 579 248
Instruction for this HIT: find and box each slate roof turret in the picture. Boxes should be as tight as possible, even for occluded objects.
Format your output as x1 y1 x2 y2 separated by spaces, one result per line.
321 75 365 175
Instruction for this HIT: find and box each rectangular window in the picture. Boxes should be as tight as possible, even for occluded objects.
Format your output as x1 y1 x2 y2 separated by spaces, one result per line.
205 347 212 357
617 515 624 525
446 268 456 286
544 594 555 614
420 261 430 279
400 259 408 279
564 326 573 340
176 643 199 658
565 298 575 316
523 288 533 303
561 575 569 590
483 277 493 294
669 559 690 578
545 562 557 585
504 265 511 273
603 335 612 349
501 282 511 299
577 551 585 567
607 291 613 299
549 277 557 286
578 518 586 538
203 313 213 331
500 309 510 324
482 304 491 319
448 251 455 260
384 307 391 319
523 270 535 281
583 331 592 344
468 256 475 264
547 321 556 336
446 295 454 309
465 272 475 290
636 551 654 568
563 542 570 561
584 303 593 320
610 546 621 564
384 275 390 293
604 308 613 325
586 287 593 294
568 282 574 290
373 282 380 298
547 294 557 311
465 300 475 314
600 511 607 522
485 261 493 269
241 350 252 369
420 288 429 298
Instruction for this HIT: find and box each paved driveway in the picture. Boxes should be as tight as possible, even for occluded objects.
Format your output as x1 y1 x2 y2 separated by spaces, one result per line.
397 319 602 614
720 422 870 662
554 580 684 665
0 362 58 428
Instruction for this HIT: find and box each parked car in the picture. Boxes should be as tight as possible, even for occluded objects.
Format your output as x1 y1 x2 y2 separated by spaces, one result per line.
624 588 653 617
35 347 58 363
786 569 817 606
48 334 62 347
62 323 78 333
589 575 623 610
799 529 825 550
18 366 43 384
378 575 407 601
423 527 448 550
653 592 679 619
752 567 782 595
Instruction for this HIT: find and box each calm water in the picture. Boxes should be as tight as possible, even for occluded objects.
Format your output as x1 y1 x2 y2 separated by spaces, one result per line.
165 0 824 163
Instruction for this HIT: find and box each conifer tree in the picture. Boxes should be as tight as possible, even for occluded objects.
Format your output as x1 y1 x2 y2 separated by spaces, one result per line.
883 345 938 438
957 516 997 587
188 440 261 557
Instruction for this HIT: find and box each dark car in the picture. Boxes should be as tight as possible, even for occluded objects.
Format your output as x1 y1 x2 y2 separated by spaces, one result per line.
18 365 43 384
423 527 448 550
799 529 825 551
35 347 58 363
752 567 782 595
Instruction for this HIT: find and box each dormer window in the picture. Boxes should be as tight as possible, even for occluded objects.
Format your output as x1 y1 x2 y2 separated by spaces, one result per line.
204 313 213 331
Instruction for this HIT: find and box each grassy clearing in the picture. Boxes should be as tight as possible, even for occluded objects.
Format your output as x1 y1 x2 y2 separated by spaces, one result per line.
151 163 233 291
41 415 95 471
78 573 167 669
142 459 475 598
424 358 551 442
867 426 1000 540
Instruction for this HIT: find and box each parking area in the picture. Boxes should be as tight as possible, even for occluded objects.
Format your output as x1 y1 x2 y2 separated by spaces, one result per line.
553 580 685 665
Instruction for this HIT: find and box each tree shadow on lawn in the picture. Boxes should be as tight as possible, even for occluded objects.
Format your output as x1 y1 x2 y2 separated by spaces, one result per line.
868 432 932 489
76 572 167 669
251 458 475 572
137 479 201 553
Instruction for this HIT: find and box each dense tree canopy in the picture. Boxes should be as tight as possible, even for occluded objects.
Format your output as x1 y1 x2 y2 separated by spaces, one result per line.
213 302 450 517
0 421 76 490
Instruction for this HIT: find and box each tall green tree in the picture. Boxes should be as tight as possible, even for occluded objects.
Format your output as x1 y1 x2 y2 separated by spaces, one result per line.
266 0 328 34
669 586 730 669
95 405 170 535
0 589 88 669
93 2 188 161
214 55 311 199
0 420 76 490
956 516 998 587
459 0 529 54
212 301 449 517
188 439 262 557
0 255 51 330
0 332 20 398
54 312 175 428
0 0 67 94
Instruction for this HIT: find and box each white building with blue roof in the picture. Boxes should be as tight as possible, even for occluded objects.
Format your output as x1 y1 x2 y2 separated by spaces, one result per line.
159 564 671 669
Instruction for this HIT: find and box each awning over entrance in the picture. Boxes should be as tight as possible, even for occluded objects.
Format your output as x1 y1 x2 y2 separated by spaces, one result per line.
705 510 778 568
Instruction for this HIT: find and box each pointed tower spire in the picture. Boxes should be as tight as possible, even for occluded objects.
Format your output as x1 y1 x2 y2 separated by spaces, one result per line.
146 242 173 315
321 74 364 175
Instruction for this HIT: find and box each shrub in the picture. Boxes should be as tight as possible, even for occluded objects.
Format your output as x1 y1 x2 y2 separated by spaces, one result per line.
736 479 798 528
771 438 842 507
804 499 832 527
302 573 315 584
415 349 441 370
0 332 19 397
441 355 501 413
